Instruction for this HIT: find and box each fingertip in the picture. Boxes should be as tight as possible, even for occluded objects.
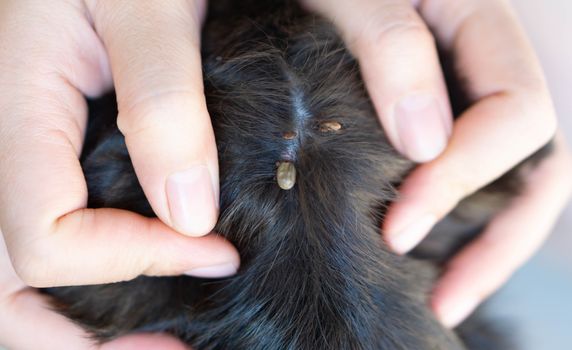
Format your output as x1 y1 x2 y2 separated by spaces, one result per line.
432 289 480 329
147 227 240 279
431 255 484 328
119 99 220 238
385 214 437 254
182 232 240 279
184 262 238 278
91 0 220 238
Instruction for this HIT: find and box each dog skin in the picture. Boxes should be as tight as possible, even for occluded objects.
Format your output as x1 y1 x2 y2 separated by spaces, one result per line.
44 1 550 349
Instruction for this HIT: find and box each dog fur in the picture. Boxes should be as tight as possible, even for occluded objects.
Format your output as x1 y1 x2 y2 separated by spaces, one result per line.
44 1 550 349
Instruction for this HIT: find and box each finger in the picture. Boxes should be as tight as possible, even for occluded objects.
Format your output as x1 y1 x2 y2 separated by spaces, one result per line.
1 230 191 350
1 232 190 350
0 288 96 350
0 51 237 288
0 289 189 350
432 134 572 327
11 210 238 287
302 0 453 162
87 0 218 236
383 0 557 253
0 289 188 350
0 232 92 349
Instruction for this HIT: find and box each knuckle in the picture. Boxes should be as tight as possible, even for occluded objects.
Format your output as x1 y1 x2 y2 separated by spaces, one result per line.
425 164 472 213
500 86 557 155
362 12 434 50
529 117 557 151
447 176 475 206
514 74 548 95
13 264 42 288
517 91 558 148
10 240 54 288
116 89 202 138
542 119 558 146
142 247 180 277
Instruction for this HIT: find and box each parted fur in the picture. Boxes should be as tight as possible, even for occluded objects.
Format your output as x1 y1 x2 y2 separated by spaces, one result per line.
44 1 549 349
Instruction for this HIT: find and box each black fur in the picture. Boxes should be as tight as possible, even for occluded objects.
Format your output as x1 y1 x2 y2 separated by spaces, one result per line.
44 1 549 349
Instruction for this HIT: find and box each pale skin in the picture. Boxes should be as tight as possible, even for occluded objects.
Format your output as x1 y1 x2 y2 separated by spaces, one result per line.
0 0 570 348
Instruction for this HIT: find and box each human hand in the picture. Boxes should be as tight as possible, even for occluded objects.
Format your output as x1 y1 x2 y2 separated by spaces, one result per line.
302 0 572 327
0 231 191 350
0 0 238 290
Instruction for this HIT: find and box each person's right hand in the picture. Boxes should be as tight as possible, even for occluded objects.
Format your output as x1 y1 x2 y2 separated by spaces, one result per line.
302 0 570 328
0 0 239 289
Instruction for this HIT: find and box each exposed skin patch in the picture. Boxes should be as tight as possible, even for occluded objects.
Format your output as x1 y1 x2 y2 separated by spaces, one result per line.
278 71 312 165
290 79 311 125
276 161 296 190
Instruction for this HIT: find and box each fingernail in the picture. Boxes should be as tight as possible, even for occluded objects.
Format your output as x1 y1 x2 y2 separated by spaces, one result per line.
166 165 218 236
389 214 437 254
394 93 450 162
185 263 237 278
437 297 480 328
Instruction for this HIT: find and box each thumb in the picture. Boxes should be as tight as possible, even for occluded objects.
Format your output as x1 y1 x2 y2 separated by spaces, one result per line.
303 0 453 162
90 0 218 236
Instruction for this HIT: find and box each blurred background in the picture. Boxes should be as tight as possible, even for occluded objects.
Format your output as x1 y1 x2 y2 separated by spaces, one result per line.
486 1 572 349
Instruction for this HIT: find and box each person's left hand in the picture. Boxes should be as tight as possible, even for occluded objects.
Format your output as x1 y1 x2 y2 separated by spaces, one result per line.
0 231 189 350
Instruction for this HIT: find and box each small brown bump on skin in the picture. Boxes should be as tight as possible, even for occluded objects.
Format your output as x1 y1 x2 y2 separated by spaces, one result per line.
283 131 297 140
319 120 342 133
277 161 296 190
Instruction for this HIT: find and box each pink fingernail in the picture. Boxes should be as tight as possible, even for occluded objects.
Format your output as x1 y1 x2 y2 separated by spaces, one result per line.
166 165 218 236
185 263 238 278
389 214 437 254
394 93 450 162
